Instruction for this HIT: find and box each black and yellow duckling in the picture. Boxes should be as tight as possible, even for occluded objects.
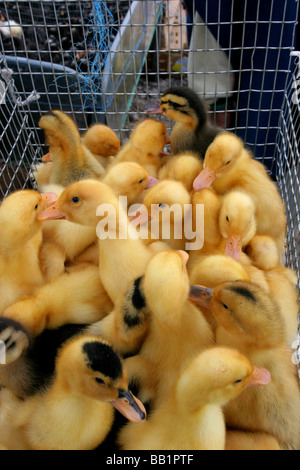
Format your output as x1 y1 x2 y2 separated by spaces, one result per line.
0 269 152 399
118 346 271 450
149 86 221 159
86 275 151 357
0 324 146 450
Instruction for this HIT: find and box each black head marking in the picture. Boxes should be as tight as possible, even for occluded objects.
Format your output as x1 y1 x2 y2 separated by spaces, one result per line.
228 285 257 303
131 276 146 310
123 305 143 328
0 317 30 337
82 341 122 381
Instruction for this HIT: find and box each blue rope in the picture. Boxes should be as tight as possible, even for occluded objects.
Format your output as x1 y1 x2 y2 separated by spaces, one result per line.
51 1 117 112
75 1 116 110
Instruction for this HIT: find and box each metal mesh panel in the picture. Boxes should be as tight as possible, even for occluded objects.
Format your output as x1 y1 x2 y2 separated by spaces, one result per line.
0 0 300 366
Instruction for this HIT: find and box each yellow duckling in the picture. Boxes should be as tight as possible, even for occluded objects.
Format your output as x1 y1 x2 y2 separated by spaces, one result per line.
188 254 251 331
39 163 156 281
158 152 203 192
102 161 157 206
112 118 170 177
245 234 280 270
118 346 271 450
38 110 105 187
34 123 120 190
189 189 257 264
263 265 299 347
0 335 146 450
38 183 99 281
193 132 287 256
192 281 300 449
81 123 120 168
2 263 113 337
0 190 57 311
123 250 214 406
134 179 192 251
189 187 222 263
36 179 155 303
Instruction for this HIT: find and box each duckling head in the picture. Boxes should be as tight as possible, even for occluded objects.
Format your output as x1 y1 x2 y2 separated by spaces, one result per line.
143 250 190 321
157 87 208 130
82 124 120 157
142 179 191 229
130 119 170 156
36 179 118 227
245 235 280 270
190 281 285 347
193 132 243 190
0 190 58 244
103 162 151 205
219 191 257 260
176 346 271 411
57 335 146 423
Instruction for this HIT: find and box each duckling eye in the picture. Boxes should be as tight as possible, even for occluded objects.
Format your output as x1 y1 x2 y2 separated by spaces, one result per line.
234 379 243 384
225 161 231 166
159 203 166 208
95 377 105 385
138 179 144 184
226 216 230 223
71 197 80 204
221 302 229 310
34 204 39 210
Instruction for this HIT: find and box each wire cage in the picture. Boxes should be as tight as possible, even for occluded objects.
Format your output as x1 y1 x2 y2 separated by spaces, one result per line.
0 0 300 365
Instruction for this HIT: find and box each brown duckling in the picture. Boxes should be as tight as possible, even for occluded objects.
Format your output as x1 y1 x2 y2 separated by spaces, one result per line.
149 86 221 159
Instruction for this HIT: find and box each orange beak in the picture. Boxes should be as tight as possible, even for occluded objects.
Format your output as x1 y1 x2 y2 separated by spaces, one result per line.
178 250 189 265
40 192 58 207
146 176 159 189
110 389 146 423
248 366 271 387
36 202 66 221
225 234 242 261
41 152 52 162
189 285 214 308
193 168 217 191
146 106 163 114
